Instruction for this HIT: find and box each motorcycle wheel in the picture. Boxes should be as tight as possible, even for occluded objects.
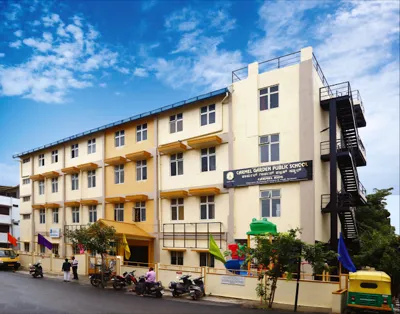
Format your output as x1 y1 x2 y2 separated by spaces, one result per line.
191 291 201 301
172 290 179 298
40 274 44 278
113 282 123 290
156 291 163 298
32 274 37 278
90 278 101 287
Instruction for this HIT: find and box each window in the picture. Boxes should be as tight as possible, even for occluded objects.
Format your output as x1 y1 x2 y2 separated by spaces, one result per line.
89 205 97 223
114 165 124 184
71 174 79 190
134 202 146 222
114 203 124 222
22 214 30 220
38 154 45 167
71 144 79 158
260 85 279 111
39 180 45 195
51 150 58 163
52 244 59 256
24 242 30 252
200 252 215 267
169 113 183 133
40 245 46 254
72 245 80 255
115 130 125 147
136 160 147 181
72 207 80 223
53 208 59 224
170 153 183 176
171 251 184 265
23 158 30 163
260 134 279 163
201 147 216 172
22 178 30 185
22 196 31 202
39 209 45 224
171 198 184 221
200 196 215 220
136 123 147 142
260 190 281 217
200 104 216 126
360 282 378 289
88 170 96 188
88 138 96 154
51 178 58 193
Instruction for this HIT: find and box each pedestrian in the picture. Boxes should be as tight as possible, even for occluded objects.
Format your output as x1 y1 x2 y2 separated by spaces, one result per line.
72 256 79 280
62 258 71 282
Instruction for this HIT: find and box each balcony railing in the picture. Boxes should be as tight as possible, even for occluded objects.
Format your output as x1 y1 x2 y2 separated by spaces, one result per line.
351 90 365 114
359 181 367 197
0 214 11 225
312 53 330 88
320 139 366 158
320 82 352 102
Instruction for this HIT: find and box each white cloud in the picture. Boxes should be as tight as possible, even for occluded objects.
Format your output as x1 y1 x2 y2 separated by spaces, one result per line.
142 0 157 11
133 67 149 77
5 3 22 21
115 66 130 74
171 30 202 54
165 8 199 32
23 37 52 52
0 53 5 58
209 10 236 33
114 91 123 96
0 162 19 186
99 82 107 88
42 13 61 27
14 30 22 37
9 40 22 49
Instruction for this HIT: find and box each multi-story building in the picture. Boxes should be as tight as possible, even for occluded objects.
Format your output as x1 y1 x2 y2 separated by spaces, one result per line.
13 46 367 266
0 186 20 248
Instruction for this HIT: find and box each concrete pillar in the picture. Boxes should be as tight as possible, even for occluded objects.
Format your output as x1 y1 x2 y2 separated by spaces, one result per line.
301 46 313 62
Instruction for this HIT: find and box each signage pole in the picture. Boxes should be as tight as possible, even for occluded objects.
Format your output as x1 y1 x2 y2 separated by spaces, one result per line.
294 254 301 311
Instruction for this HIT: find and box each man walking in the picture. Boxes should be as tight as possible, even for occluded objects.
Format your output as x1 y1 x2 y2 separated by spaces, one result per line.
72 256 79 280
62 258 71 282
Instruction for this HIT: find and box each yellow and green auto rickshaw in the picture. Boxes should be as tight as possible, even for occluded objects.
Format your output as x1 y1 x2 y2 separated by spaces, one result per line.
347 270 394 313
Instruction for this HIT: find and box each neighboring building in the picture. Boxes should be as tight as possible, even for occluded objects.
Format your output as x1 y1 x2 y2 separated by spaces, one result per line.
13 46 367 265
0 186 20 248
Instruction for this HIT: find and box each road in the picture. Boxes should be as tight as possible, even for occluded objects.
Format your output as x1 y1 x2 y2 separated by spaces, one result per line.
0 271 265 314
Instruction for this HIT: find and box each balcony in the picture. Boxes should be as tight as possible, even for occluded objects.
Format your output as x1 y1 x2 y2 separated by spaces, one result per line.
0 232 8 243
320 139 366 167
351 90 366 128
162 222 226 249
0 214 12 225
320 192 353 213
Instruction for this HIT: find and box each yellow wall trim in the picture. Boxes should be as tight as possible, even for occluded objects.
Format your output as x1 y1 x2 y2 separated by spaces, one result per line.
160 190 188 199
77 162 99 171
126 194 148 202
80 199 98 205
125 151 152 161
61 166 79 174
42 171 61 178
158 142 187 155
187 135 222 149
105 156 127 165
30 174 44 181
105 197 125 203
65 201 80 207
189 187 220 196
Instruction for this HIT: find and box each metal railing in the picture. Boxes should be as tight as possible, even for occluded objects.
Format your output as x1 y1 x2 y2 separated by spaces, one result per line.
312 53 330 88
320 81 351 102
351 90 365 114
359 181 367 197
232 66 248 82
320 139 366 158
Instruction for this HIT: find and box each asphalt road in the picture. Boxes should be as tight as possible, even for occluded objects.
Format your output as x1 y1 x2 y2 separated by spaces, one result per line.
0 271 264 314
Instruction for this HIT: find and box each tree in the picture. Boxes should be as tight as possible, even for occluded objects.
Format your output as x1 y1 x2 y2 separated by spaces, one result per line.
64 222 116 287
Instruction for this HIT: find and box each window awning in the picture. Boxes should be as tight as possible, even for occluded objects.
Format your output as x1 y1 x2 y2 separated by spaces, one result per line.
61 166 79 174
65 201 80 207
158 142 187 155
162 248 187 252
32 204 45 209
98 219 154 240
42 171 61 179
77 162 98 171
191 248 209 252
30 174 44 181
126 194 148 202
125 151 152 161
105 197 125 204
105 156 127 165
44 203 60 209
160 190 188 199
80 199 98 206
189 187 220 196
187 135 222 149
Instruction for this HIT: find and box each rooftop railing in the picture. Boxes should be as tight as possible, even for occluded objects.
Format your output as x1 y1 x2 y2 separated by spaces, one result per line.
351 90 365 114
320 81 352 102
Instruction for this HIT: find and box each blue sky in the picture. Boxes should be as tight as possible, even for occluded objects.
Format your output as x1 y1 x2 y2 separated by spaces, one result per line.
0 0 399 230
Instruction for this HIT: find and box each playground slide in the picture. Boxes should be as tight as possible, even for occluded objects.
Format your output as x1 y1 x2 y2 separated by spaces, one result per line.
225 259 248 275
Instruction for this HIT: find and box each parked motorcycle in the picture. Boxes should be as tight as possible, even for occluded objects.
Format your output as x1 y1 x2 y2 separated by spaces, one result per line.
135 275 164 298
111 270 137 290
90 266 115 287
190 276 205 300
29 262 43 278
169 274 195 298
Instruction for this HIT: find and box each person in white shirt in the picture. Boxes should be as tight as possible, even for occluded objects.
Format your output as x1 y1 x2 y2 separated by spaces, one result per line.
71 256 79 280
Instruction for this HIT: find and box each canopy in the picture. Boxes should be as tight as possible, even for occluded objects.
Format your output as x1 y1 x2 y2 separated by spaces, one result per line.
98 219 154 240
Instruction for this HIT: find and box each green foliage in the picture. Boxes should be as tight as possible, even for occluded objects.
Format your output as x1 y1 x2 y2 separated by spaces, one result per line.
303 242 337 275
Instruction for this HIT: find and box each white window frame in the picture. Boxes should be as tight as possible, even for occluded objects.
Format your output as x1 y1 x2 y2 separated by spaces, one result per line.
22 178 30 185
136 123 148 142
88 170 96 188
260 189 281 218
51 150 58 163
200 104 216 126
114 164 124 184
259 134 280 163
39 180 45 195
115 130 125 147
71 144 79 159
114 203 124 222
39 209 45 224
71 173 79 190
169 113 183 133
38 154 45 167
51 178 58 193
88 138 96 154
171 198 184 221
89 205 97 223
72 207 80 223
134 202 146 222
170 153 183 176
136 160 147 181
200 195 215 220
201 147 216 172
53 208 59 224
260 85 279 111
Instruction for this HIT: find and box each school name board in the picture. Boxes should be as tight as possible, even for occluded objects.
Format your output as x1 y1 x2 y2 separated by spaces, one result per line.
223 160 313 188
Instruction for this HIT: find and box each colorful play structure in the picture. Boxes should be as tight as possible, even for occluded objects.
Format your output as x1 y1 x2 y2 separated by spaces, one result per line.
222 218 278 275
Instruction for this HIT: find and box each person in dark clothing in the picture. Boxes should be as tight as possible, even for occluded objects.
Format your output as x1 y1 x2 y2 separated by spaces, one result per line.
71 256 78 280
62 258 71 282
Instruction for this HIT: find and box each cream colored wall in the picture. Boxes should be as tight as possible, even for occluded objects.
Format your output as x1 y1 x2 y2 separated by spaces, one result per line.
233 183 301 239
81 168 103 199
65 205 102 225
19 219 32 242
21 159 32 177
158 100 225 146
33 146 64 174
34 180 45 204
45 177 63 203
160 144 228 190
19 200 32 214
65 173 80 201
64 135 103 168
159 248 226 267
20 181 31 197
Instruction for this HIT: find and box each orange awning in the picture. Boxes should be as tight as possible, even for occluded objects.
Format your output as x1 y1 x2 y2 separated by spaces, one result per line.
104 156 127 165
125 151 152 161
160 190 188 199
105 197 125 203
126 194 148 202
98 219 154 240
77 162 98 171
30 174 44 181
44 203 60 209
189 187 221 196
65 201 80 207
162 248 187 252
187 135 222 149
191 248 209 252
158 142 187 155
61 167 79 174
42 171 60 179
32 204 45 210
80 199 98 206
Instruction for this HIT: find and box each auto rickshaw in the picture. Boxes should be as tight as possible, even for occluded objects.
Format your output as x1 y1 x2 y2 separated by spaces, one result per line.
347 270 394 313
